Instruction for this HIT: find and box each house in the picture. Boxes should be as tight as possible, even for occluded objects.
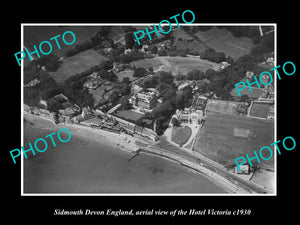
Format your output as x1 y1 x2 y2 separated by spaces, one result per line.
141 44 149 52
175 108 203 125
246 71 254 79
131 85 143 95
191 95 207 111
235 165 250 175
59 107 75 116
112 62 126 73
24 78 40 87
129 89 158 111
266 57 274 65
220 61 231 70
260 73 271 84
124 48 133 55
39 99 48 108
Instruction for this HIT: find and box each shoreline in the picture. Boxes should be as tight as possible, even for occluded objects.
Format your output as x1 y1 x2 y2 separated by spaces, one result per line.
24 113 254 194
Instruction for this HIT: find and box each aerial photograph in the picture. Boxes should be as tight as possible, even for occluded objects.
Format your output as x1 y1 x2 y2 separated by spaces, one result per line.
22 24 275 194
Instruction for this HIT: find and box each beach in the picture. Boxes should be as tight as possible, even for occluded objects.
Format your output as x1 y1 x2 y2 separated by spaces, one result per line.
23 114 227 194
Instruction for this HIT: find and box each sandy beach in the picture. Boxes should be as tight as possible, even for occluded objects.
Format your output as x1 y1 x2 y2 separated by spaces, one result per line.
23 113 227 194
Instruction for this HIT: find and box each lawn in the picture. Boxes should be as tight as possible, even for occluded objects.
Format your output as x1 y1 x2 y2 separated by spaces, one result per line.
88 83 114 106
206 99 240 115
162 56 219 74
193 113 275 168
116 69 135 82
114 109 144 122
131 56 219 75
49 49 108 83
24 26 101 58
171 126 192 146
195 27 255 61
130 57 163 69
249 102 272 119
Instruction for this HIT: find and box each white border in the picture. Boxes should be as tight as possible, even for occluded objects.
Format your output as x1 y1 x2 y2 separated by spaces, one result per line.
21 23 277 196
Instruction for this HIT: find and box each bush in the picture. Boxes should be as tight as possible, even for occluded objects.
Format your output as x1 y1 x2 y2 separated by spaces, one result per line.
200 48 226 63
133 67 148 77
65 41 92 57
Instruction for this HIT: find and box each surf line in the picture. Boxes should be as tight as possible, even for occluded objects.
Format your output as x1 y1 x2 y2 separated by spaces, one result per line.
9 128 71 164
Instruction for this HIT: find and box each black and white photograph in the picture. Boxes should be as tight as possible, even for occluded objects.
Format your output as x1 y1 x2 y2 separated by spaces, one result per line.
21 24 276 195
4 4 298 224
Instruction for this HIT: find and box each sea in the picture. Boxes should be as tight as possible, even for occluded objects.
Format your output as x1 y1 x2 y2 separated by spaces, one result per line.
23 121 227 194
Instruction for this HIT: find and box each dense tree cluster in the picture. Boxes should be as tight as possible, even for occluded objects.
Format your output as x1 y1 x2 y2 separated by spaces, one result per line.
24 63 61 108
133 67 148 77
136 71 194 135
36 54 62 72
199 48 227 63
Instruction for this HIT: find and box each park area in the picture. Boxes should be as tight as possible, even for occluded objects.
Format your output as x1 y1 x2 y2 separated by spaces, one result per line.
49 49 108 83
194 27 255 61
249 101 273 119
171 126 192 146
131 56 219 75
193 113 275 168
113 109 144 122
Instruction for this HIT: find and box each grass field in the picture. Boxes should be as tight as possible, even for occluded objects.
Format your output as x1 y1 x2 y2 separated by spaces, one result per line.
193 113 275 168
130 57 163 69
116 69 135 81
114 109 144 122
195 27 255 61
24 26 101 58
249 102 272 119
206 99 240 115
171 126 192 146
131 56 219 75
88 83 114 106
49 49 108 83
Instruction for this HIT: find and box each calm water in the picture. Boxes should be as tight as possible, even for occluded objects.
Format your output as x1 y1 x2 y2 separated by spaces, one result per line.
23 126 226 194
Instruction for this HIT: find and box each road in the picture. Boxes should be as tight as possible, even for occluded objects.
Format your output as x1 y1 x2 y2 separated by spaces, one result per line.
135 135 267 194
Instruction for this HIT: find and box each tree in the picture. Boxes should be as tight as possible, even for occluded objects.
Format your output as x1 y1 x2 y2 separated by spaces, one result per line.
142 77 158 89
133 67 148 77
125 32 135 49
158 49 167 56
99 69 118 81
187 69 205 80
157 71 173 83
122 77 131 84
36 54 62 72
120 84 131 95
47 98 62 112
120 96 132 110
200 48 226 63
175 73 185 80
150 45 158 54
240 94 250 102
171 117 179 127
204 69 217 80
109 90 121 104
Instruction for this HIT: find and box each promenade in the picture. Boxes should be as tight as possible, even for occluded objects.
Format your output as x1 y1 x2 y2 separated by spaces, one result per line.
24 112 268 194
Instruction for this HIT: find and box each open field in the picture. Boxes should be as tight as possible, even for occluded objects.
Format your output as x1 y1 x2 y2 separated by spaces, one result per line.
24 26 101 58
195 27 255 61
130 57 163 69
49 49 108 83
175 40 208 54
249 102 272 119
206 99 240 115
114 109 144 122
171 126 192 146
131 56 219 75
88 82 114 106
193 113 274 168
116 69 135 81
